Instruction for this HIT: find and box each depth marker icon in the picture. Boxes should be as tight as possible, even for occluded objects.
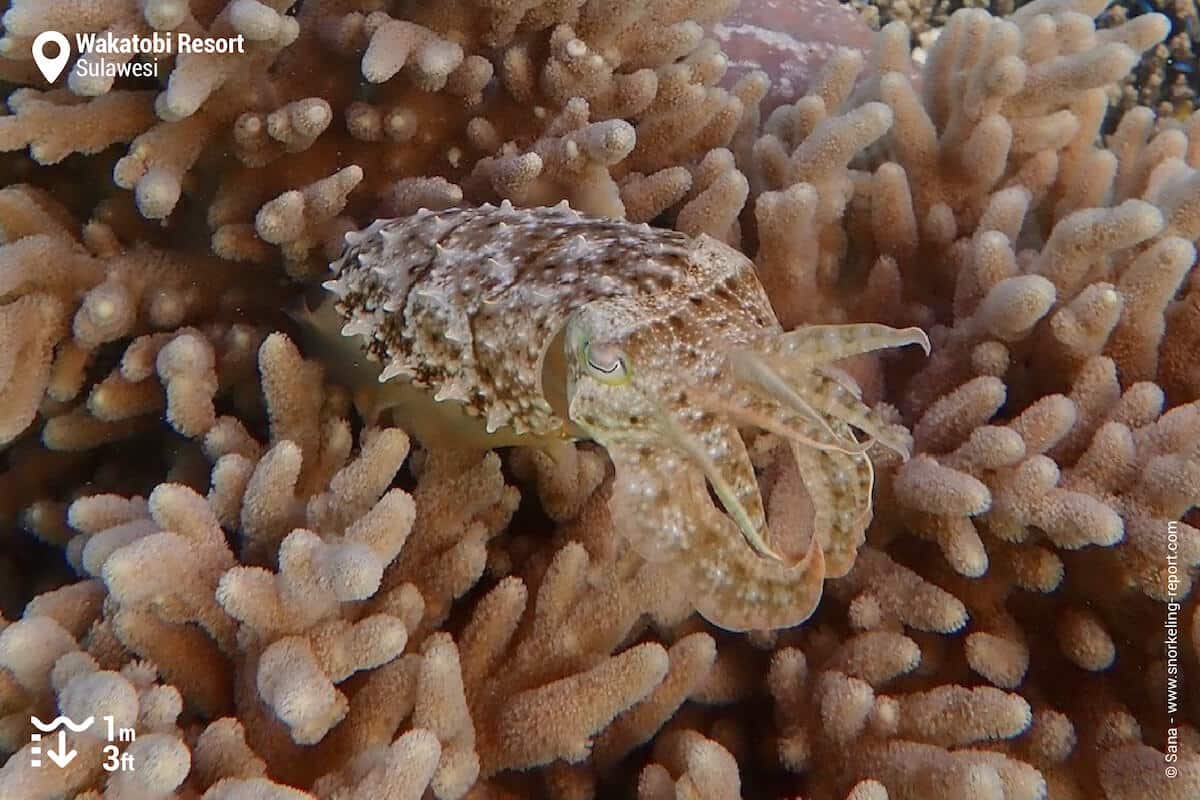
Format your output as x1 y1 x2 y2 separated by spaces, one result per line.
29 715 93 769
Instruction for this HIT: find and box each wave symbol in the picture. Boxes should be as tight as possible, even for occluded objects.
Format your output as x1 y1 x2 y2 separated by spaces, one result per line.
30 715 95 732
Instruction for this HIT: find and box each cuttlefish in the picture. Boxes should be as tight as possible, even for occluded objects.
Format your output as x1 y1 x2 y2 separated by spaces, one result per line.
298 201 929 630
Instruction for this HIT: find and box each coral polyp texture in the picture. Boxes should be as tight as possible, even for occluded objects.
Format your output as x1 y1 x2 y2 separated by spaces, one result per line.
0 0 1197 798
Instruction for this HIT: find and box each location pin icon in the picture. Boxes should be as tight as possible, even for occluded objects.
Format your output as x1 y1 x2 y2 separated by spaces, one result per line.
32 31 71 84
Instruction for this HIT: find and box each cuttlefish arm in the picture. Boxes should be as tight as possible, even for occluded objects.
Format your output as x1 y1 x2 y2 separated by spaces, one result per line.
687 387 876 573
607 439 826 631
769 324 931 367
780 366 912 458
735 328 928 459
607 437 705 563
655 410 782 562
787 420 875 578
690 507 826 632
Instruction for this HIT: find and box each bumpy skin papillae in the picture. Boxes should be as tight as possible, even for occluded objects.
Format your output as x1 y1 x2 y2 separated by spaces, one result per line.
318 203 929 630
323 201 699 439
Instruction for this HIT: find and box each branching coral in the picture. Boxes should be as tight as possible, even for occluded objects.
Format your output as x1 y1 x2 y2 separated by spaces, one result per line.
1 0 1199 798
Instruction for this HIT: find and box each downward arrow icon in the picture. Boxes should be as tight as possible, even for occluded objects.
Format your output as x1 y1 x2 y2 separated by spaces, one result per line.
46 730 77 768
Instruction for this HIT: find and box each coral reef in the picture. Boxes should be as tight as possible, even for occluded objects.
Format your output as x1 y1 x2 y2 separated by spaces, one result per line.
843 0 1200 123
0 0 1198 798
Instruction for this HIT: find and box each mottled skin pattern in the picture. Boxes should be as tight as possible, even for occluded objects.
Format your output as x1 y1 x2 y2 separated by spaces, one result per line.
313 202 929 630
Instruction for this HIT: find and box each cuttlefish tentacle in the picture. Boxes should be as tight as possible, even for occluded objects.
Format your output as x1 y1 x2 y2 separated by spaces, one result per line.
655 410 778 561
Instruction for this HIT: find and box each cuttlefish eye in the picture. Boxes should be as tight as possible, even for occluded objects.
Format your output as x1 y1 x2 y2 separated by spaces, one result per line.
583 340 631 385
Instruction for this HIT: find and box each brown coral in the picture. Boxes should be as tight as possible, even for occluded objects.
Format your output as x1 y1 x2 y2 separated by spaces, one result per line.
0 0 1199 798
